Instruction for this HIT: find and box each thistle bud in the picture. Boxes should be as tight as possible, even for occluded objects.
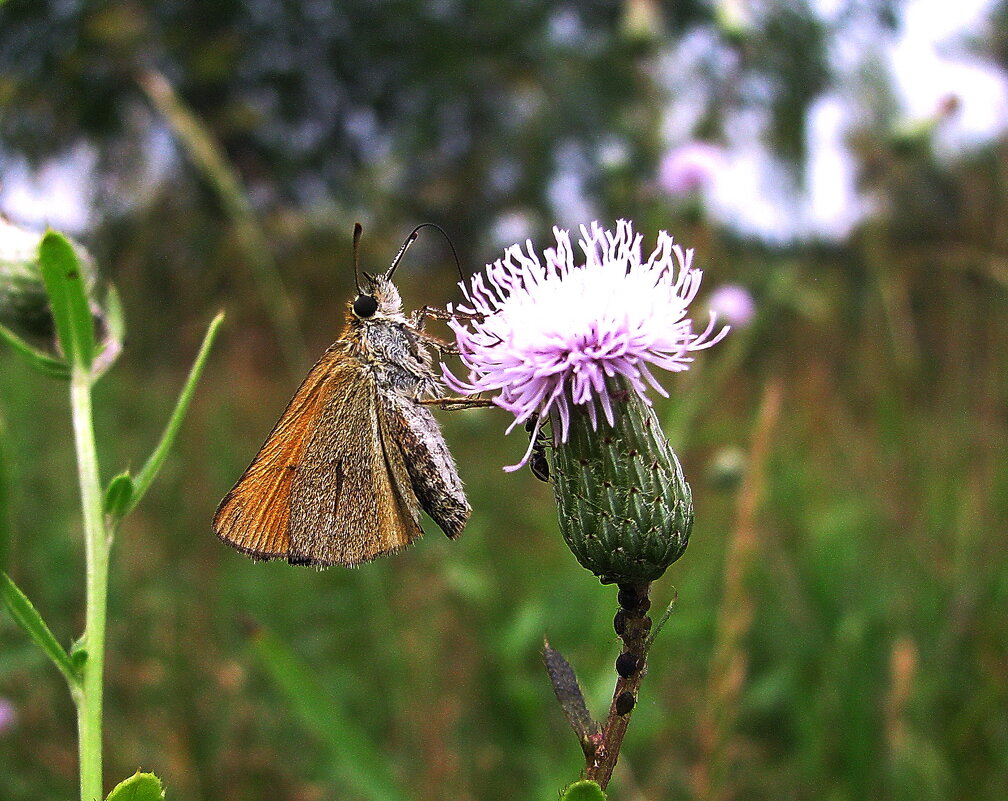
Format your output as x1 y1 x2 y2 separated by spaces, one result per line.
550 380 692 584
0 218 54 340
0 219 121 374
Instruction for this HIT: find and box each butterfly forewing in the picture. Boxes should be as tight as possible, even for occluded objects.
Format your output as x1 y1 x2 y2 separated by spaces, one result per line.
288 372 423 566
213 345 348 559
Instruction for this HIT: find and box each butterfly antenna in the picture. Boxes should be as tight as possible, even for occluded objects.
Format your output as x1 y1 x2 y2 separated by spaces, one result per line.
352 222 364 294
386 223 465 285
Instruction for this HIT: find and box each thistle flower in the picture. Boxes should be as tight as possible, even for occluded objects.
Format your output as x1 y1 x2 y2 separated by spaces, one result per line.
0 218 122 374
0 217 56 340
446 220 728 584
445 219 727 464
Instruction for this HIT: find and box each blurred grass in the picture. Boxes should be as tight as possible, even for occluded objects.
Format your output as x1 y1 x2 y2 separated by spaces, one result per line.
250 626 409 801
2 213 1005 801
0 410 9 572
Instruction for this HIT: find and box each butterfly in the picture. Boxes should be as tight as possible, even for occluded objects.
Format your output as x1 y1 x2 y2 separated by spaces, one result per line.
214 224 489 567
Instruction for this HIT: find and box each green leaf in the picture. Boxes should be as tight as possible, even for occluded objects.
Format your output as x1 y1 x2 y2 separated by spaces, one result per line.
251 627 408 801
126 311 224 515
105 771 165 801
0 571 79 688
103 472 135 518
102 283 126 349
69 636 89 674
0 321 70 379
0 415 8 573
645 589 678 651
560 780 607 801
38 231 95 370
93 282 125 378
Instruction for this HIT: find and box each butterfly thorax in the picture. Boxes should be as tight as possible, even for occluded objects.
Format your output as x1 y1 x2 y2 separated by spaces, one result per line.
341 277 438 398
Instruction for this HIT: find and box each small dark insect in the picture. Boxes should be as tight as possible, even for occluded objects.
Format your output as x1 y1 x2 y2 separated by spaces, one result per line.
525 414 551 482
615 690 636 715
615 651 639 678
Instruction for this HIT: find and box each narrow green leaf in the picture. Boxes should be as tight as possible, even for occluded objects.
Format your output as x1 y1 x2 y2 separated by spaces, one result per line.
0 571 79 688
103 472 135 518
126 312 224 515
0 413 9 572
93 282 126 378
38 231 95 369
0 321 71 379
105 771 165 801
251 627 408 801
560 780 607 801
645 589 678 651
102 283 126 348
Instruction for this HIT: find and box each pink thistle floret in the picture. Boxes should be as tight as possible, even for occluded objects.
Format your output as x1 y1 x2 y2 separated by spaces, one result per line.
443 220 729 469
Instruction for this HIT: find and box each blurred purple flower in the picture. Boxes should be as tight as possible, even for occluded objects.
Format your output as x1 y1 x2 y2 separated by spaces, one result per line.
0 698 16 735
707 283 756 327
658 141 726 195
444 220 729 468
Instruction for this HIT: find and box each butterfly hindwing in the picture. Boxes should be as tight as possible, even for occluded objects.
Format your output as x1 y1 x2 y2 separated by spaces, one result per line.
381 390 471 540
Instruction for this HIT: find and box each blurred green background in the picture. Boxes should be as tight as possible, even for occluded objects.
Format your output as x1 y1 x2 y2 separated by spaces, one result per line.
1 1 1006 799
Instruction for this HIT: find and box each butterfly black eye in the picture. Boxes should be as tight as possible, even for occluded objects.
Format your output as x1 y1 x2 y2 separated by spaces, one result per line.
353 294 378 318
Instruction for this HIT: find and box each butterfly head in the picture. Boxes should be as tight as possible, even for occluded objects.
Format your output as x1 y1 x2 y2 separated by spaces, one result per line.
352 272 404 321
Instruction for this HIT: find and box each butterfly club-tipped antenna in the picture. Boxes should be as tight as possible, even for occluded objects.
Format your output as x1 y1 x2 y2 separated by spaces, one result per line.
386 222 466 286
351 223 381 318
352 222 365 294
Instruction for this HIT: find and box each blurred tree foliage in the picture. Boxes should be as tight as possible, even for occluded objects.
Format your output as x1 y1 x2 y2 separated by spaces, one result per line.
0 1 839 256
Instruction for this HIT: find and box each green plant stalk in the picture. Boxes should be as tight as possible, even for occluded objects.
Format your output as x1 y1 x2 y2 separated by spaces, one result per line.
137 70 308 374
70 365 109 801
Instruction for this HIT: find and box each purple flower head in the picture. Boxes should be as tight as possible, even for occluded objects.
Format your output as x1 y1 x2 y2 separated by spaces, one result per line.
658 141 726 196
0 697 15 736
707 283 756 328
444 220 729 468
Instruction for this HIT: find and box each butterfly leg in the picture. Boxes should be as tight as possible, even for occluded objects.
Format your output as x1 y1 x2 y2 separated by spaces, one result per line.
409 306 485 356
420 396 496 410
413 304 485 327
414 328 462 355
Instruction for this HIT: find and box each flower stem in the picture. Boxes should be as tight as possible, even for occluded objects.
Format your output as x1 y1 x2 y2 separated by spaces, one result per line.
70 366 109 801
586 581 653 789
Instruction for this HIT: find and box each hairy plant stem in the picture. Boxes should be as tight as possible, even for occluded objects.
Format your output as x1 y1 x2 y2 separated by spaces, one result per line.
586 581 653 789
71 366 109 801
